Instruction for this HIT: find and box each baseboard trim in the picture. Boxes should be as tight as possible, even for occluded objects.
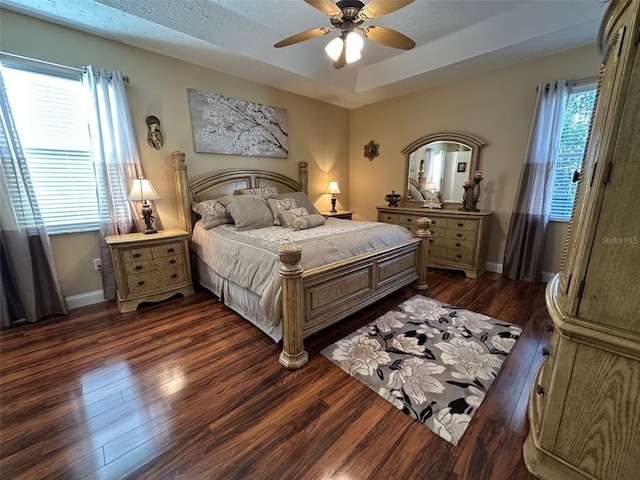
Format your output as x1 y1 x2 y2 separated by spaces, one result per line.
486 262 503 274
485 262 555 283
66 290 106 310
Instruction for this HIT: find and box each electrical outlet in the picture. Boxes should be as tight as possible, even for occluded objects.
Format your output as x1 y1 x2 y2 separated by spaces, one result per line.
93 258 101 270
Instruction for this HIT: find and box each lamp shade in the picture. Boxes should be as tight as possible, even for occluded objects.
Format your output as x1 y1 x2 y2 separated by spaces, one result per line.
127 178 161 203
325 37 343 62
326 180 341 195
345 32 363 64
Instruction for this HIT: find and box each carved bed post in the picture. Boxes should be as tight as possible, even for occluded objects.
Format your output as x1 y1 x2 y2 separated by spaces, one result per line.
278 243 308 369
412 217 432 290
172 151 191 235
298 161 308 195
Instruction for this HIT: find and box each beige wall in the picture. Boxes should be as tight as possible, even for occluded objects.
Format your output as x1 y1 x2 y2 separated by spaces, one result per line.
349 44 600 272
1 9 350 297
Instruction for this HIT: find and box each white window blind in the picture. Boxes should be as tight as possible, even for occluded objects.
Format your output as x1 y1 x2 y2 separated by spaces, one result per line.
2 65 100 234
550 85 597 221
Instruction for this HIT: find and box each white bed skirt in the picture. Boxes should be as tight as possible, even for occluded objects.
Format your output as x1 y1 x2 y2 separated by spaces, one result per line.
193 254 283 342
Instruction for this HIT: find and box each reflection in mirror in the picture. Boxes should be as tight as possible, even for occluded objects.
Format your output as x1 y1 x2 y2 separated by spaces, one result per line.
402 132 485 207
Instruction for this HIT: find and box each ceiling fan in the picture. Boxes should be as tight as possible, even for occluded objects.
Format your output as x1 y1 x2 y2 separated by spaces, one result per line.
274 0 416 69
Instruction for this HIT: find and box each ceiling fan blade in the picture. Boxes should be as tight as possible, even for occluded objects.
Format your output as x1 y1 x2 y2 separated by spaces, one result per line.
363 25 415 50
274 27 331 48
304 0 343 16
333 40 347 69
360 0 414 20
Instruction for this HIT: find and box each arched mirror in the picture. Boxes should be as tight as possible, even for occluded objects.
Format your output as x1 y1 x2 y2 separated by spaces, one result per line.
402 132 486 207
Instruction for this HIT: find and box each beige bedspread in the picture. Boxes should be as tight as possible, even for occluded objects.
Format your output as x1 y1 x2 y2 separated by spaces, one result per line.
191 218 414 326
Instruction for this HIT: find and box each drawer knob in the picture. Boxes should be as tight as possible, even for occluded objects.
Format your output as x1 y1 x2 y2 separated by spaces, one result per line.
456 254 462 259
137 281 145 286
386 216 391 220
455 243 461 247
169 259 176 264
536 385 544 395
458 223 464 227
171 273 178 279
135 265 143 270
406 218 412 222
456 233 462 237
429 239 434 243
133 253 141 258
542 347 550 356
167 248 175 253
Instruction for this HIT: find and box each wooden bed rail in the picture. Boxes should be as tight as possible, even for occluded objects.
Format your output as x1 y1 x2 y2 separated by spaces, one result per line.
278 217 431 369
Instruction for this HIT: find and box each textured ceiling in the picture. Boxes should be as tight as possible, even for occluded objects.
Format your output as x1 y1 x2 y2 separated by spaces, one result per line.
2 0 607 109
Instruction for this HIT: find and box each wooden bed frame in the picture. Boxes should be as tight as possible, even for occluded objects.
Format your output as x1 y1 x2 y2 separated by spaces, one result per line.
172 151 431 369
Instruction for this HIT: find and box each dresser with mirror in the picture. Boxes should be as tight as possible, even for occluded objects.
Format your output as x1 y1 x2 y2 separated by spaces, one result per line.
377 131 493 278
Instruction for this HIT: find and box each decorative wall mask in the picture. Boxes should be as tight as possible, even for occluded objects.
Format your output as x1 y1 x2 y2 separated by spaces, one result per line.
146 116 164 150
364 140 379 161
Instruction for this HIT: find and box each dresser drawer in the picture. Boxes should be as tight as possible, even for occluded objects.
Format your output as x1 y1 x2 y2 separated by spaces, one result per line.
378 212 403 224
126 265 186 294
445 248 473 265
442 228 477 242
427 232 446 247
445 218 477 230
428 245 447 260
151 241 182 259
122 247 152 263
442 237 474 251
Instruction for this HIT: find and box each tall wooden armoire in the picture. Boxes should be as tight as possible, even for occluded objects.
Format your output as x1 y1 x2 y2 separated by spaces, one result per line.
523 1 640 479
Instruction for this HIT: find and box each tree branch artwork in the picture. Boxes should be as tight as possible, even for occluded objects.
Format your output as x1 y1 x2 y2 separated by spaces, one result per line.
188 89 288 158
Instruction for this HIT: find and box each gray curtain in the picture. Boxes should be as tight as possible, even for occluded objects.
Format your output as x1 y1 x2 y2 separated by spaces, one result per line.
82 66 162 300
0 73 67 327
503 80 568 283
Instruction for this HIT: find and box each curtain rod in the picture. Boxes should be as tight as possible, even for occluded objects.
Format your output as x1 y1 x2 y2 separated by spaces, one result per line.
0 51 130 83
567 75 598 87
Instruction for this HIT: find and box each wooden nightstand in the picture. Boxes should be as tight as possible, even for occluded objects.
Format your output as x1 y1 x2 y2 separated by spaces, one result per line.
105 229 194 313
321 210 353 220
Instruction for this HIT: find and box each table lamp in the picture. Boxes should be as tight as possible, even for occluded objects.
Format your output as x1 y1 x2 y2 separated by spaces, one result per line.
128 177 161 234
326 180 341 213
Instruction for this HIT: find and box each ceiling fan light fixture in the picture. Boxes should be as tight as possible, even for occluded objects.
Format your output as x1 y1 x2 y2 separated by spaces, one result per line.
345 31 364 63
325 36 344 61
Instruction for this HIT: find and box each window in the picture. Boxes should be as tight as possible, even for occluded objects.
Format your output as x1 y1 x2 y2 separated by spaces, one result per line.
550 84 597 221
1 61 100 234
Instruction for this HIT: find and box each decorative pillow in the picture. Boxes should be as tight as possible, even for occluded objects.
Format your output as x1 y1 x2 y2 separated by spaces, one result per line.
271 192 320 216
239 186 279 198
292 214 326 230
191 199 233 229
224 195 274 230
277 207 310 228
409 186 424 201
267 198 297 225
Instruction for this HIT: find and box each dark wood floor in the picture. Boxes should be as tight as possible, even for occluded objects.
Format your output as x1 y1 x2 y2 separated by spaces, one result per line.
0 269 549 480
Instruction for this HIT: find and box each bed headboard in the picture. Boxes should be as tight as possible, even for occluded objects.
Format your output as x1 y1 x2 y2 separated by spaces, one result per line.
172 151 308 233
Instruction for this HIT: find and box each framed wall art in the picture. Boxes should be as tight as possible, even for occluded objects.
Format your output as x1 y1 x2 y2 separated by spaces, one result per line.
457 162 467 173
188 88 288 158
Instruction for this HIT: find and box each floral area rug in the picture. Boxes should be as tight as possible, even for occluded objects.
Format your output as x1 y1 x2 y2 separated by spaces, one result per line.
321 295 522 446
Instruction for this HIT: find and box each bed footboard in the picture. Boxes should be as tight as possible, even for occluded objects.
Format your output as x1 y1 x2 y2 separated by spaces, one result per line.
278 217 431 369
